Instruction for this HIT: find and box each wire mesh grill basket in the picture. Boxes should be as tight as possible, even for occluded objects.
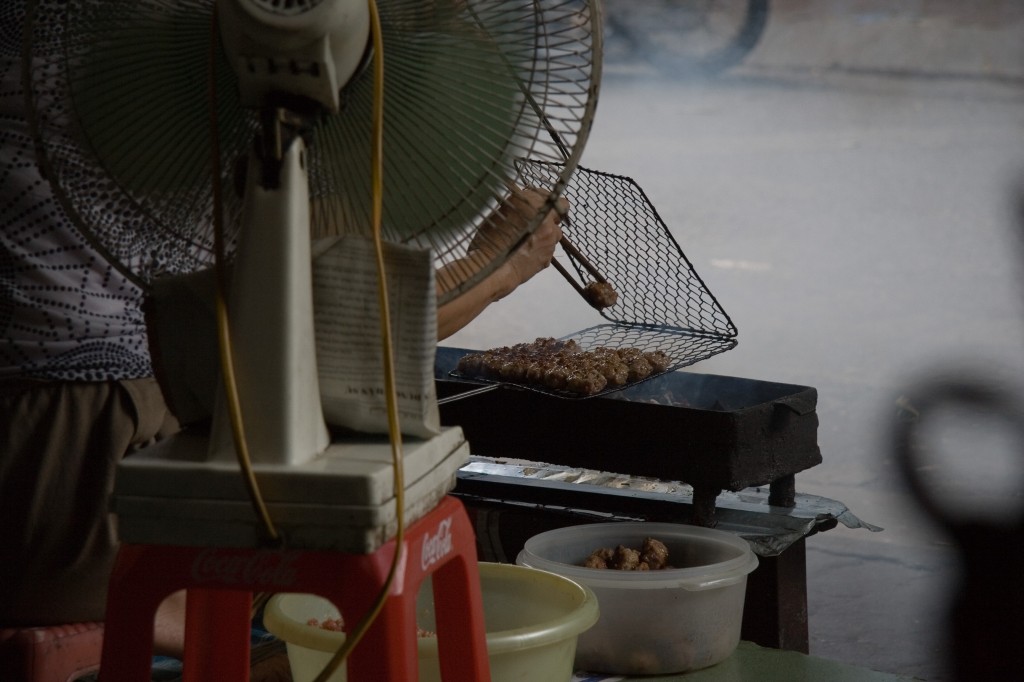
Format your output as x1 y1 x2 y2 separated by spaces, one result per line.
446 161 738 399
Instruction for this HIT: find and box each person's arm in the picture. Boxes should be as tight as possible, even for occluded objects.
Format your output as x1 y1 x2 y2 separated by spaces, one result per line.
437 187 567 340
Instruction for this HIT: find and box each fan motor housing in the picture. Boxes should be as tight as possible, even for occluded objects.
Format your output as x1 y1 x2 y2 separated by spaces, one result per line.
216 0 370 112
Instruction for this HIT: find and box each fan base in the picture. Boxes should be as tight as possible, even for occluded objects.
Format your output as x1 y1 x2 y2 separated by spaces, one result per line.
112 427 468 553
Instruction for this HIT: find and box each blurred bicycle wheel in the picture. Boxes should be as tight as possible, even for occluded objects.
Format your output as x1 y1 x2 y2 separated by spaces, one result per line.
603 0 770 77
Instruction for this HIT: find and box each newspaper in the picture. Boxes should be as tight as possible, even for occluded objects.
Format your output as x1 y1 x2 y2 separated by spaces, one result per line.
313 235 440 438
147 235 441 439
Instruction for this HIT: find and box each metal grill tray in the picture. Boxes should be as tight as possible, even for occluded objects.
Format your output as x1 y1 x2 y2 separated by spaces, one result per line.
451 161 740 399
445 324 737 400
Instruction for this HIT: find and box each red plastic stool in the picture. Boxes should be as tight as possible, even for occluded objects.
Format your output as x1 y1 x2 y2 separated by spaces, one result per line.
0 621 104 682
97 495 490 681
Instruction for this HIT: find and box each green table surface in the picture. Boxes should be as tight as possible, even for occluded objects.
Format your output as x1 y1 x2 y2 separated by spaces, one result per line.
573 641 922 681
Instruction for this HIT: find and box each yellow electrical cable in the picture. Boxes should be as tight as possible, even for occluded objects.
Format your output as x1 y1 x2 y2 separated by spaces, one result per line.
207 5 280 545
313 0 405 679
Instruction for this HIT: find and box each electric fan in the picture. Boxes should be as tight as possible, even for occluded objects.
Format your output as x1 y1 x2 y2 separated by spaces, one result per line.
23 0 602 551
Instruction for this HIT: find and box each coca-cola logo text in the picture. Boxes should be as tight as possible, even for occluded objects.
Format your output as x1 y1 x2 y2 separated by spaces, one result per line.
190 548 301 588
421 516 453 571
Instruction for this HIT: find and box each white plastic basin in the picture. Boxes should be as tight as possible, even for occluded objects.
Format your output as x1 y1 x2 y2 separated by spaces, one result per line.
516 521 758 675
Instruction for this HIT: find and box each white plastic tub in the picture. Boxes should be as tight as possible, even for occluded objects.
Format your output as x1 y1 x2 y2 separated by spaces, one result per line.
263 561 599 682
263 592 349 682
516 521 758 675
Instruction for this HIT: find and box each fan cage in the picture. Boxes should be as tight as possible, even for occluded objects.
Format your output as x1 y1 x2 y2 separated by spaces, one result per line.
22 0 603 304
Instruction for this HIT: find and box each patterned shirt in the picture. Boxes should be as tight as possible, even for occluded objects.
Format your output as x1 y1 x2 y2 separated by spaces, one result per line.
1 2 153 381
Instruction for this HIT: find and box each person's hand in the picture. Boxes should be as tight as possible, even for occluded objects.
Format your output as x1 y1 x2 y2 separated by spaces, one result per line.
436 186 569 340
470 186 568 295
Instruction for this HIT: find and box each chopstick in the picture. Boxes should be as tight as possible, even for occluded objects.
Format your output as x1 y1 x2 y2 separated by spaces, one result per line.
437 383 501 405
551 236 620 311
559 233 607 284
552 257 588 298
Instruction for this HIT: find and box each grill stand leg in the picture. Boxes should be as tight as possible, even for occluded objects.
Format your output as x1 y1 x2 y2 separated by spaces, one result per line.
741 536 810 653
691 487 720 527
769 474 796 508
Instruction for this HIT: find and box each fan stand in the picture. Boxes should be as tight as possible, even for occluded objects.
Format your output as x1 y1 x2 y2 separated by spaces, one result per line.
111 427 469 551
112 119 467 552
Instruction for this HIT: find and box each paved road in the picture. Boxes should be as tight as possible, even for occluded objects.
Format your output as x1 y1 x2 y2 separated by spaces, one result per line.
448 3 1024 680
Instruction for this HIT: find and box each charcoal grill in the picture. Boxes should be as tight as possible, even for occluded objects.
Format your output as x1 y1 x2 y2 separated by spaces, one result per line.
439 159 818 523
437 346 822 526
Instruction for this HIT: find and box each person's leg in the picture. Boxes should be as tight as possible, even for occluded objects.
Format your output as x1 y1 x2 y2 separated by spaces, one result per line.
0 378 178 630
1 376 288 675
153 590 187 658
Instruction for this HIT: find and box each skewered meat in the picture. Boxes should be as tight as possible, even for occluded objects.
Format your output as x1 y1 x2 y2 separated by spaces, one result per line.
583 547 614 569
627 356 653 382
308 616 344 631
309 614 435 638
543 365 570 391
644 350 671 373
583 537 673 571
640 537 670 570
455 337 672 396
613 545 642 571
567 368 607 396
583 280 618 309
597 359 629 387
